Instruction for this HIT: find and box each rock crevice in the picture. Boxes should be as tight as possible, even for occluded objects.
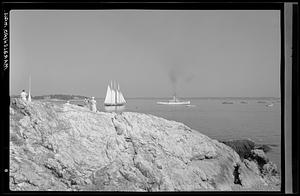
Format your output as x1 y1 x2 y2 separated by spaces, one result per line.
9 99 280 191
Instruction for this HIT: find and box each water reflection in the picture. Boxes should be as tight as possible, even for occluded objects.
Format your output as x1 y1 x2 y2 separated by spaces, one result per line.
104 105 126 112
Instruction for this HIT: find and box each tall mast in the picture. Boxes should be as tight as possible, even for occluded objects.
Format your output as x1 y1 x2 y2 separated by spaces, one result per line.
28 75 32 102
110 80 113 103
114 80 117 104
117 83 120 104
29 75 31 93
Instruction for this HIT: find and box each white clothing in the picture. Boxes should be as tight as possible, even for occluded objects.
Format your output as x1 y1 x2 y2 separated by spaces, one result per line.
20 92 27 101
90 99 97 112
84 99 89 108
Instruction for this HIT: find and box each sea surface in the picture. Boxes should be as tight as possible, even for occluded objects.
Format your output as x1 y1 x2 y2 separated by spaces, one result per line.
63 97 282 173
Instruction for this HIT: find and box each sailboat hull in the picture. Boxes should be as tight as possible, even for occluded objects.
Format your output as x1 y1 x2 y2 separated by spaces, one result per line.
104 105 125 112
157 101 190 105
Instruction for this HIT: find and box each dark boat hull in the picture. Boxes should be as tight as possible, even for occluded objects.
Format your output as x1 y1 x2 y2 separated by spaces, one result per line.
104 103 126 106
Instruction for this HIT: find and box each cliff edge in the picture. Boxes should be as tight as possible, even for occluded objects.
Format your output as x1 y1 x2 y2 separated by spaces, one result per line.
9 99 280 191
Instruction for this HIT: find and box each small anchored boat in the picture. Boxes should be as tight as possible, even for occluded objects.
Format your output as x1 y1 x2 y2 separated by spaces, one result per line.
266 103 274 107
257 101 267 103
222 101 234 104
157 95 190 105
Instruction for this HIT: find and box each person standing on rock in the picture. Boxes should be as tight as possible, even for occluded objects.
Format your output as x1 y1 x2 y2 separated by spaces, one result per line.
84 98 89 108
20 90 27 101
90 97 97 112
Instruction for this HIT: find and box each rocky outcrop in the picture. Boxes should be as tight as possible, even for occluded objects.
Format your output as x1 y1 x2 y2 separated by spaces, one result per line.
220 139 255 159
9 99 280 191
220 139 273 159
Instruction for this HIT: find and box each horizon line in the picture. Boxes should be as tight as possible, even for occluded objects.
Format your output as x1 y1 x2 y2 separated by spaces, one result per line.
10 94 281 99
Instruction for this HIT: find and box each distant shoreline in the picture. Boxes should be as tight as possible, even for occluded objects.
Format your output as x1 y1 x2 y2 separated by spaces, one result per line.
125 97 281 100
10 95 281 101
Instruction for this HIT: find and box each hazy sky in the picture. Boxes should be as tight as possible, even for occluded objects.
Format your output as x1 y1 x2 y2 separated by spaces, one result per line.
10 10 280 98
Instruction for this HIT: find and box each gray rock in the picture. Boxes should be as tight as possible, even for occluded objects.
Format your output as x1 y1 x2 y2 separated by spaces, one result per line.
9 98 280 191
250 149 269 166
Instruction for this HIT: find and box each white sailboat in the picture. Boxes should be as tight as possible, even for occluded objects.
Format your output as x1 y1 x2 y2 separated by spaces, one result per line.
104 81 126 106
28 76 32 102
117 84 126 104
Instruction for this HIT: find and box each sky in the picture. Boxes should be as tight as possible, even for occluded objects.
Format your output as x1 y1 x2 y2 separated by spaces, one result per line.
10 10 281 98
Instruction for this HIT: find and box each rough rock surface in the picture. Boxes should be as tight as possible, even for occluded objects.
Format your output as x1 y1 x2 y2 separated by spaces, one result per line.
220 139 255 159
9 99 280 191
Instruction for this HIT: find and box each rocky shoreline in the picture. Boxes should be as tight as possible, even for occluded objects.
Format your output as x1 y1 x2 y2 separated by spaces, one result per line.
9 99 280 191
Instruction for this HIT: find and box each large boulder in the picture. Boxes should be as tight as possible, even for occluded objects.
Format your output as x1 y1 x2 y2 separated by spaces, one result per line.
9 98 280 191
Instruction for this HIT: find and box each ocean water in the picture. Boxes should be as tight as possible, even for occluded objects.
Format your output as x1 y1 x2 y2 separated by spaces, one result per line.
71 97 281 172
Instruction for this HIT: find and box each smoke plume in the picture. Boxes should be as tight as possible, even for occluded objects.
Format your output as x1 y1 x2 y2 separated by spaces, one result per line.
161 36 196 97
167 62 195 96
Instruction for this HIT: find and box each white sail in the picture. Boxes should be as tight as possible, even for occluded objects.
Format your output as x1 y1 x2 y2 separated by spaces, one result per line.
116 89 119 103
28 76 32 102
104 85 113 105
111 88 116 105
104 81 126 106
116 84 120 104
119 92 126 104
116 83 126 104
28 92 32 102
112 81 116 104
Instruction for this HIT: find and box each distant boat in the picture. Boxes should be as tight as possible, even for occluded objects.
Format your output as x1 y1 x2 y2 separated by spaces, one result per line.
266 103 274 107
186 104 196 107
257 101 267 103
104 81 126 106
240 101 248 104
222 102 233 104
157 95 190 105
